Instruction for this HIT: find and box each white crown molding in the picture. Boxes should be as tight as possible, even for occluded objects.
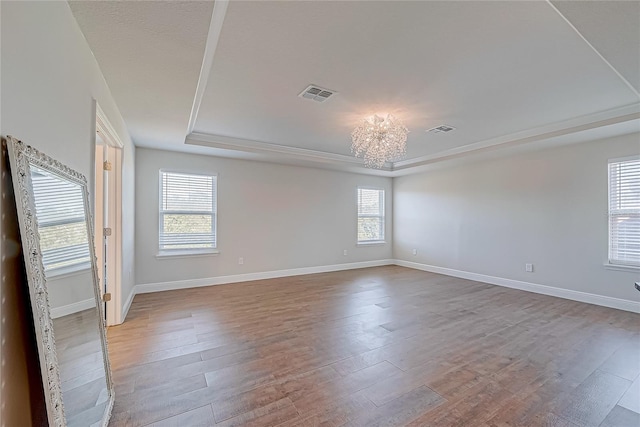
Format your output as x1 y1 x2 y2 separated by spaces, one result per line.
392 103 640 172
186 104 639 176
186 131 394 174
395 259 640 314
186 0 229 135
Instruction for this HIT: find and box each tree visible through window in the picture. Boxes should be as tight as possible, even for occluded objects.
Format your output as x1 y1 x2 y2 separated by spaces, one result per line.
159 171 217 252
608 157 640 266
357 187 385 243
31 167 91 273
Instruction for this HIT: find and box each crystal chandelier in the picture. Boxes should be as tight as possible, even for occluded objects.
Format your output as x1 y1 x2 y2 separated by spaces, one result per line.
351 114 408 168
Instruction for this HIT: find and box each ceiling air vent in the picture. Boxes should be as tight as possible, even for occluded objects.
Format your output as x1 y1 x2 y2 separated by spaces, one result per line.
298 85 336 103
427 125 456 134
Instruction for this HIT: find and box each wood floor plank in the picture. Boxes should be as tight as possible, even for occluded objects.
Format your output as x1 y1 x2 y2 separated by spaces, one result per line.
211 385 287 422
149 405 214 427
105 266 640 427
214 398 298 427
406 379 517 427
555 369 632 427
276 392 377 427
289 361 403 415
598 341 640 381
599 405 640 427
617 374 640 414
346 385 444 426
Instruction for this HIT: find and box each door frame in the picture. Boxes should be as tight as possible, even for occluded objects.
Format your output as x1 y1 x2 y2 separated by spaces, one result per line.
94 102 124 326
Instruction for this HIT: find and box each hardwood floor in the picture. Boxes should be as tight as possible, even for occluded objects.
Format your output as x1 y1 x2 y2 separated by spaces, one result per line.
54 308 110 427
106 266 640 427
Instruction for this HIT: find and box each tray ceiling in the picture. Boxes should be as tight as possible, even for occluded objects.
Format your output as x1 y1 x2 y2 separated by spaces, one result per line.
70 1 640 176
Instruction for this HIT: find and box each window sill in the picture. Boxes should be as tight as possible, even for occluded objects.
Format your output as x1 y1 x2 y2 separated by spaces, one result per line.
357 241 386 246
603 263 640 272
156 250 220 260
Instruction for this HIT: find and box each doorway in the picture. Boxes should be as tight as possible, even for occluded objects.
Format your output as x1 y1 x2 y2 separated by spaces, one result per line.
94 103 124 326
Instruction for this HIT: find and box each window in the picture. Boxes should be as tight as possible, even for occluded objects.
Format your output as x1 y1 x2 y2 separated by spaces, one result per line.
357 187 385 243
159 171 217 254
608 157 640 267
31 166 91 274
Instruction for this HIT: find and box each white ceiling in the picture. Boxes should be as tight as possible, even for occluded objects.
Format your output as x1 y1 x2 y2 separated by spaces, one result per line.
68 1 214 150
69 1 640 176
550 0 640 93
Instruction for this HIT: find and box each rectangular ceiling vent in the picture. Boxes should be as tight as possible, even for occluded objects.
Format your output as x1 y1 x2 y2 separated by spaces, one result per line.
427 125 456 134
299 85 336 103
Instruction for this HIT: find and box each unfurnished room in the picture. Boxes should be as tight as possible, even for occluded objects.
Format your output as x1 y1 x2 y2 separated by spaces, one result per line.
1 1 639 426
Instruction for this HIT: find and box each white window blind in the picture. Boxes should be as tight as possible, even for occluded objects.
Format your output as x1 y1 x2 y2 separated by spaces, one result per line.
159 171 216 252
357 188 385 243
608 157 640 266
31 167 91 273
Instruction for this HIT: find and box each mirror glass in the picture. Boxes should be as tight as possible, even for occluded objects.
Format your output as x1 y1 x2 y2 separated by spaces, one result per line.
31 165 109 427
6 137 113 427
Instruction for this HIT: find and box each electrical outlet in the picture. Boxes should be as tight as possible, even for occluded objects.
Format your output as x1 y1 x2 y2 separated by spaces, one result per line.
238 257 244 265
412 249 417 256
343 250 348 256
525 263 533 272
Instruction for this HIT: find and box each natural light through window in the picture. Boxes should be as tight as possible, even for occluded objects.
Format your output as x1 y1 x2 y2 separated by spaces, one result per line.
159 171 217 254
357 187 385 243
32 166 91 274
608 157 640 267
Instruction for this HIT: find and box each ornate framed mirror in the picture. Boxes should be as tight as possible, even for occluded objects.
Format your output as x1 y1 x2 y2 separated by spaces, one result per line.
6 136 114 427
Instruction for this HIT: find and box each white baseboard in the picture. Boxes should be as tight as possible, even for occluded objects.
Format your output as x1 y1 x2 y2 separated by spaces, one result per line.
134 259 395 295
394 259 640 314
50 298 96 319
125 258 638 318
120 286 136 323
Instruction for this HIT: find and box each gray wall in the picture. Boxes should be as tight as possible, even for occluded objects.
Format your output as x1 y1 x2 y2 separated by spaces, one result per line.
1 1 136 320
394 132 640 303
1 2 136 422
135 148 393 285
47 270 94 311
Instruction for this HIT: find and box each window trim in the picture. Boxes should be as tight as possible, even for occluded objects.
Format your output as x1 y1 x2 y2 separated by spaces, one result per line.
607 155 640 267
158 169 218 256
357 186 386 244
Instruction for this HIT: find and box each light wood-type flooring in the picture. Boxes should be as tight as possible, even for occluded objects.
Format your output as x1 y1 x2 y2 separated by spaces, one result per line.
107 266 640 427
54 308 110 427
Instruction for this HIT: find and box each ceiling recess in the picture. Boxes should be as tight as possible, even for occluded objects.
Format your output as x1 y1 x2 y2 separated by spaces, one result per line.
427 125 456 133
298 85 336 103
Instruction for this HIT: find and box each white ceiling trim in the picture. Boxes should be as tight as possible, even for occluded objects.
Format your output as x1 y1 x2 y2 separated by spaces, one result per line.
186 131 393 172
96 103 124 149
180 1 639 176
546 0 640 99
185 0 229 135
394 103 640 171
186 104 639 176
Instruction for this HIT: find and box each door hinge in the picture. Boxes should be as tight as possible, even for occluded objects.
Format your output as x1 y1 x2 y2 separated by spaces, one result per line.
102 293 112 302
103 227 112 237
103 160 112 171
